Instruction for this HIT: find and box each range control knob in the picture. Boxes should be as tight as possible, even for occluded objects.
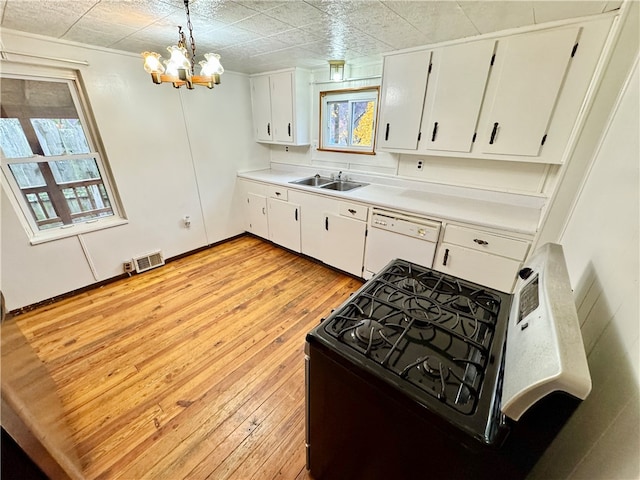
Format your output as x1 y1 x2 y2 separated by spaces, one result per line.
518 267 534 280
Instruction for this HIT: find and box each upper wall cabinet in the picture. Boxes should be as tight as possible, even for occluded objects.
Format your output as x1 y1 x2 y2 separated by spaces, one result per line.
377 50 432 151
419 40 496 154
250 68 311 146
378 15 614 164
477 27 580 157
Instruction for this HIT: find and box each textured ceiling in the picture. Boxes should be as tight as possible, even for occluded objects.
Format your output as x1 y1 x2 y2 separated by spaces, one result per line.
0 0 622 74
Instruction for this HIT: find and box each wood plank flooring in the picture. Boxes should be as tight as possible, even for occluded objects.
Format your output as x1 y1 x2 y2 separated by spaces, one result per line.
6 236 363 479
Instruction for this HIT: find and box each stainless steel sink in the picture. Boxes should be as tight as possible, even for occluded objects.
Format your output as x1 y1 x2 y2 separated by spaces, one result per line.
289 175 334 187
320 181 368 191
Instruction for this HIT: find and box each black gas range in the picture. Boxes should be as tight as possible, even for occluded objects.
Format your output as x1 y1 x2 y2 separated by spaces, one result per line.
305 243 591 480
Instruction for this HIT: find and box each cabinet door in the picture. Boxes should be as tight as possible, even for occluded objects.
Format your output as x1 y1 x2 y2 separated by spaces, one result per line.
420 40 495 153
251 75 273 142
246 193 268 239
323 213 366 277
289 191 336 261
377 50 431 150
433 243 521 293
480 26 580 156
267 198 301 253
270 71 294 143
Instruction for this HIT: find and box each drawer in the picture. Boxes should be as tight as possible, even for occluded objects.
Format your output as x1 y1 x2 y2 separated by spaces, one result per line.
442 225 530 260
267 186 288 200
339 202 368 222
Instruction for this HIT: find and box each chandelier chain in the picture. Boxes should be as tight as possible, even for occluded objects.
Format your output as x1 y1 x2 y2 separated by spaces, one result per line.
184 0 196 75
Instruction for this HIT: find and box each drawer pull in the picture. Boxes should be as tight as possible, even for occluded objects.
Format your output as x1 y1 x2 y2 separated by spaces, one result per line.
275 191 281 196
443 248 449 266
473 238 489 246
348 208 357 215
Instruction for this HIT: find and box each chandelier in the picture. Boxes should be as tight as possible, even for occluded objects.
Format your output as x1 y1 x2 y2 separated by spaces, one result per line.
141 0 224 89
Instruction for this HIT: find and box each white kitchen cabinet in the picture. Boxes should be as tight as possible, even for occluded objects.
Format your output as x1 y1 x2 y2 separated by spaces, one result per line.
288 190 368 277
478 26 581 157
419 40 495 153
267 197 301 253
251 75 273 142
377 50 432 151
433 224 531 293
246 192 268 239
249 68 311 146
323 212 367 277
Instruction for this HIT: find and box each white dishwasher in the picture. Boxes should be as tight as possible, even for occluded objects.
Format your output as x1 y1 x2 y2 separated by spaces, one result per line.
363 209 441 279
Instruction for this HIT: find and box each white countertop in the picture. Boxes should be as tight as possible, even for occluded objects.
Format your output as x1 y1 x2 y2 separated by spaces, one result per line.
238 166 545 236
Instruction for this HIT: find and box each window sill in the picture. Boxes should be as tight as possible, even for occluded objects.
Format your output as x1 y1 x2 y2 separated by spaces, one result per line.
29 217 128 245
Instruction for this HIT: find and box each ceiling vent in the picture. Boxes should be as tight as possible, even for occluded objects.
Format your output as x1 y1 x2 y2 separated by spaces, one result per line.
133 250 165 273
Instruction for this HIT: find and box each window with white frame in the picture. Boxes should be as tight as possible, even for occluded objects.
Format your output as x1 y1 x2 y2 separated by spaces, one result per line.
319 87 379 154
1 71 122 239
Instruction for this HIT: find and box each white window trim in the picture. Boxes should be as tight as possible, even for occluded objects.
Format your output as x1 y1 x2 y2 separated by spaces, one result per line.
1 64 126 244
319 87 379 154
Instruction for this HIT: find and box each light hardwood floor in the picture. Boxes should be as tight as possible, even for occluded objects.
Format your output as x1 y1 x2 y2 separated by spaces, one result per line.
6 236 363 479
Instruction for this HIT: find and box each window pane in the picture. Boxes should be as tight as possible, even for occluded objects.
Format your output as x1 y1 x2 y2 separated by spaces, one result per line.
320 88 378 153
0 118 33 158
50 158 101 183
327 101 349 146
31 118 90 156
351 100 375 147
8 162 46 188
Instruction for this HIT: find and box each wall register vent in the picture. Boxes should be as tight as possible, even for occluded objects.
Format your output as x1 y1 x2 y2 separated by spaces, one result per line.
133 251 165 273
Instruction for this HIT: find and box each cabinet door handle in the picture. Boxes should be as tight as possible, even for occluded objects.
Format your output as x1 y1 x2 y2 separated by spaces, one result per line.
325 216 329 231
385 123 390 141
489 122 499 144
348 208 356 215
267 123 271 136
288 123 291 137
443 248 449 266
431 122 438 142
262 207 266 215
473 238 489 246
295 208 298 221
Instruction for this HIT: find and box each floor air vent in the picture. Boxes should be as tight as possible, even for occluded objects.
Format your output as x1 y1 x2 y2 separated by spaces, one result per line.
133 251 165 273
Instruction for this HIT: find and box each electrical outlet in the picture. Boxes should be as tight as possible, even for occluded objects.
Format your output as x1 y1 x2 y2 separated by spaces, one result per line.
123 261 134 273
417 160 424 170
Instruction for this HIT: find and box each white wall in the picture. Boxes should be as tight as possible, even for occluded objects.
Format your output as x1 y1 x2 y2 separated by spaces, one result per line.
529 56 639 480
0 30 270 310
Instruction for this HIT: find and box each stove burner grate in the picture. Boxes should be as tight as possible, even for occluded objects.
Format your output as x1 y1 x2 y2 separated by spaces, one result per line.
323 260 504 415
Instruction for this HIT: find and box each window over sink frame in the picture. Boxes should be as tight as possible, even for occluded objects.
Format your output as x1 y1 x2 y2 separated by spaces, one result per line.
0 64 125 244
318 87 379 155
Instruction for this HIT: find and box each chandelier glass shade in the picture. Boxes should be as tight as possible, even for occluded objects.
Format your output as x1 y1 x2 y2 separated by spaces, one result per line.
141 0 223 90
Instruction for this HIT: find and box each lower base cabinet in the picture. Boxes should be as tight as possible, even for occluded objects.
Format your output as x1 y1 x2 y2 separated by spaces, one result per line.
267 197 301 253
433 224 531 293
289 190 368 277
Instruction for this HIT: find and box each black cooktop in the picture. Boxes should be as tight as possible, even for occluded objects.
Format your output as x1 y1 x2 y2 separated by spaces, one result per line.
307 259 513 441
